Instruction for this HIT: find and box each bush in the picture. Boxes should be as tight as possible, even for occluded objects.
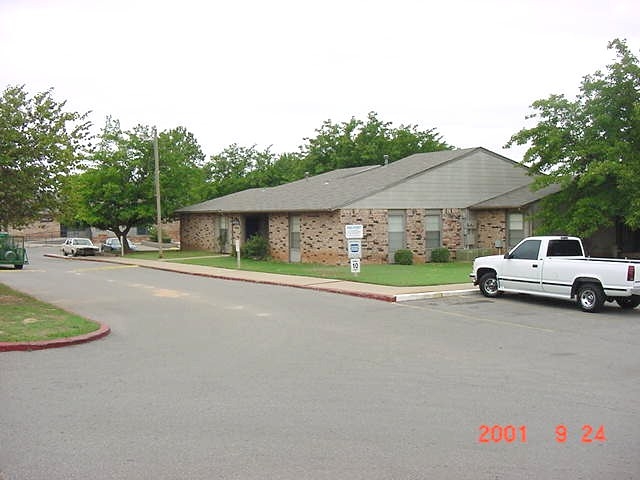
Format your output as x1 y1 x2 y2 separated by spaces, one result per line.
148 227 171 243
394 249 413 265
430 247 450 263
240 234 269 260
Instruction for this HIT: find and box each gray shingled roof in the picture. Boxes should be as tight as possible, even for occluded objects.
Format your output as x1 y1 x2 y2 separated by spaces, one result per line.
470 183 562 208
176 147 502 213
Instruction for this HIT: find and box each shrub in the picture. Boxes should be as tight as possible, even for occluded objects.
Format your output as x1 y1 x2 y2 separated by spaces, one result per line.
240 234 269 260
430 247 450 263
148 227 171 243
394 249 413 265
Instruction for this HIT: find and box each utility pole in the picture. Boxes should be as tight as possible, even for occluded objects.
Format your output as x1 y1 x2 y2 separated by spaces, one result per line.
153 127 163 259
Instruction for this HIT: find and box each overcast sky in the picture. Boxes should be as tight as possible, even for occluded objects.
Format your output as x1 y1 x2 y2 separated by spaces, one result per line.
1 0 638 162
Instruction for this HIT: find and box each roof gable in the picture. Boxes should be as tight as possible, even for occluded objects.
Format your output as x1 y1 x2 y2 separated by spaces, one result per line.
176 147 518 214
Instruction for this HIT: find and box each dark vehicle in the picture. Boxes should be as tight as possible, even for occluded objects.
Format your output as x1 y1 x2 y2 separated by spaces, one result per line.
0 232 27 269
101 237 137 253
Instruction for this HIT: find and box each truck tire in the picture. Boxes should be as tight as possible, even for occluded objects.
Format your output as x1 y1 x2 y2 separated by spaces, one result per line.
479 272 500 298
616 295 640 309
14 264 23 270
577 283 605 313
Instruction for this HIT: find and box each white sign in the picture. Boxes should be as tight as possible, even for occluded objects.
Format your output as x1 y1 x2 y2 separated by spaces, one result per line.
350 258 361 273
345 224 364 239
347 239 362 259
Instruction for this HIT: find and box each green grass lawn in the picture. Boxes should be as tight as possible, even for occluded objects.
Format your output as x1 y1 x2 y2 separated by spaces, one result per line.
0 283 100 342
130 251 473 286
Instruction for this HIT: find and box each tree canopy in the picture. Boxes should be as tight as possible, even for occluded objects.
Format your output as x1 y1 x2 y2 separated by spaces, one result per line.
0 85 91 230
297 111 452 175
507 39 640 237
203 112 452 199
61 118 206 247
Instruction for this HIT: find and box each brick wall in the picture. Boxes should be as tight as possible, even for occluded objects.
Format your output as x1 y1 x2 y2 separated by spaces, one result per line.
475 209 506 249
340 209 389 264
441 208 464 255
180 213 215 250
299 211 343 264
406 209 426 263
268 214 289 262
179 207 487 263
8 220 61 240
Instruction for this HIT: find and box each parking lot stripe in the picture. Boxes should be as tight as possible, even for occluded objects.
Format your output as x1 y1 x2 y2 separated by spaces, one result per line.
397 303 555 333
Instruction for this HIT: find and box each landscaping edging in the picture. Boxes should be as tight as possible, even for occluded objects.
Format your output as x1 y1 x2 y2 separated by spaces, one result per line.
0 322 111 352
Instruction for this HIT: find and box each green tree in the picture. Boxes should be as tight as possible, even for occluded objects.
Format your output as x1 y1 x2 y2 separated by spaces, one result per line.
298 111 452 175
0 85 91 230
62 118 206 249
507 39 640 237
204 144 298 197
202 112 450 200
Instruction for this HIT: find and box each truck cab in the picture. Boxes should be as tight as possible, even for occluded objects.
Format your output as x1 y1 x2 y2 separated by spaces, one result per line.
471 236 640 312
0 232 27 270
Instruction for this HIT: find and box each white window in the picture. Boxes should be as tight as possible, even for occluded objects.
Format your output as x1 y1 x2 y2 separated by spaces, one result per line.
388 210 405 262
508 212 525 248
425 214 441 249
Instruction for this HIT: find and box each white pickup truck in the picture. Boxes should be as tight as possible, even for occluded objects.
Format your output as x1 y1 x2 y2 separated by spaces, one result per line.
470 236 640 312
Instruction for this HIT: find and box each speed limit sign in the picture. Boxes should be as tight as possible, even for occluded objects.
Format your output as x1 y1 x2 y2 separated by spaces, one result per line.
350 258 361 273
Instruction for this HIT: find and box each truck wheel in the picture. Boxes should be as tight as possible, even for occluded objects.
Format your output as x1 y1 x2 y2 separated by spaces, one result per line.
14 264 23 270
616 295 640 309
479 273 500 298
577 283 605 313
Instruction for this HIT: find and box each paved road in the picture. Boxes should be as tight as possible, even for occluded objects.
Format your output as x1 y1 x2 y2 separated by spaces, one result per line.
1 248 639 479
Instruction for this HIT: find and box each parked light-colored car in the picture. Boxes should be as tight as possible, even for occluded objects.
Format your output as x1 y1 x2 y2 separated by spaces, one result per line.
61 238 100 257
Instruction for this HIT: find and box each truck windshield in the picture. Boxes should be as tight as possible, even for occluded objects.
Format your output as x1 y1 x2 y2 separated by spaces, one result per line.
546 240 583 256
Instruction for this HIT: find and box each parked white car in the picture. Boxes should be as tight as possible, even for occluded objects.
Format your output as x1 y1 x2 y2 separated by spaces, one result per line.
470 236 640 312
61 238 100 257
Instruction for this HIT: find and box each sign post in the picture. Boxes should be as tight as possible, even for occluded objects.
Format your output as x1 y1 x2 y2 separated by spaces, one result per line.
345 224 363 276
350 258 361 274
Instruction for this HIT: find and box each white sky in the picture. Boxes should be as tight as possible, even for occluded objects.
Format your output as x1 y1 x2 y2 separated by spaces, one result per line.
1 0 638 163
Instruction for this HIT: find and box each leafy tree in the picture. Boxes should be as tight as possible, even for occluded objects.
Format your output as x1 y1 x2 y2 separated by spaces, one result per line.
298 111 452 175
202 112 450 199
507 39 640 237
0 85 91 230
62 118 206 250
204 144 275 197
204 144 300 197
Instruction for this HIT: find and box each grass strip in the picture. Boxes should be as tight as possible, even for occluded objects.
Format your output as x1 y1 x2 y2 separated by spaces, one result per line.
130 251 472 286
0 283 100 342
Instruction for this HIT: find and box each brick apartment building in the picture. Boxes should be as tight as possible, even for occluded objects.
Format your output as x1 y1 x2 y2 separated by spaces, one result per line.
177 147 564 264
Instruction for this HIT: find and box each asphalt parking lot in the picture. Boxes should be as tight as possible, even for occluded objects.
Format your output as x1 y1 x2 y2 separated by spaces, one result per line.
1 253 639 479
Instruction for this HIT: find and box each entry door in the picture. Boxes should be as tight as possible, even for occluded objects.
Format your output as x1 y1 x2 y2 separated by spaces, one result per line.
289 215 301 263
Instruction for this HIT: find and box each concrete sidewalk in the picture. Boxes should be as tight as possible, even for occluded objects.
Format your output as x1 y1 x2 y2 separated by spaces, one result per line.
45 253 477 302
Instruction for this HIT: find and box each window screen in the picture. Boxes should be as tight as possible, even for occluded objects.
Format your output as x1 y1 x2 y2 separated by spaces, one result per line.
425 215 441 248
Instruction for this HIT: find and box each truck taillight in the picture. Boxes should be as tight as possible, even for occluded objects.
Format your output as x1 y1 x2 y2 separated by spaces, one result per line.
628 265 635 282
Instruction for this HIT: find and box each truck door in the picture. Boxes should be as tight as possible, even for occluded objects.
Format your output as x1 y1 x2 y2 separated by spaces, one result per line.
500 239 543 292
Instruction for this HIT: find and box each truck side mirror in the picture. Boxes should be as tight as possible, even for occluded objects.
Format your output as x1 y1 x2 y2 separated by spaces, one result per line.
504 253 510 259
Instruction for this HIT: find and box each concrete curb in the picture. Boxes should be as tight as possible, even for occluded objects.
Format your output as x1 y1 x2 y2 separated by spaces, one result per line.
395 289 478 302
44 254 400 301
0 322 111 352
43 253 476 304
